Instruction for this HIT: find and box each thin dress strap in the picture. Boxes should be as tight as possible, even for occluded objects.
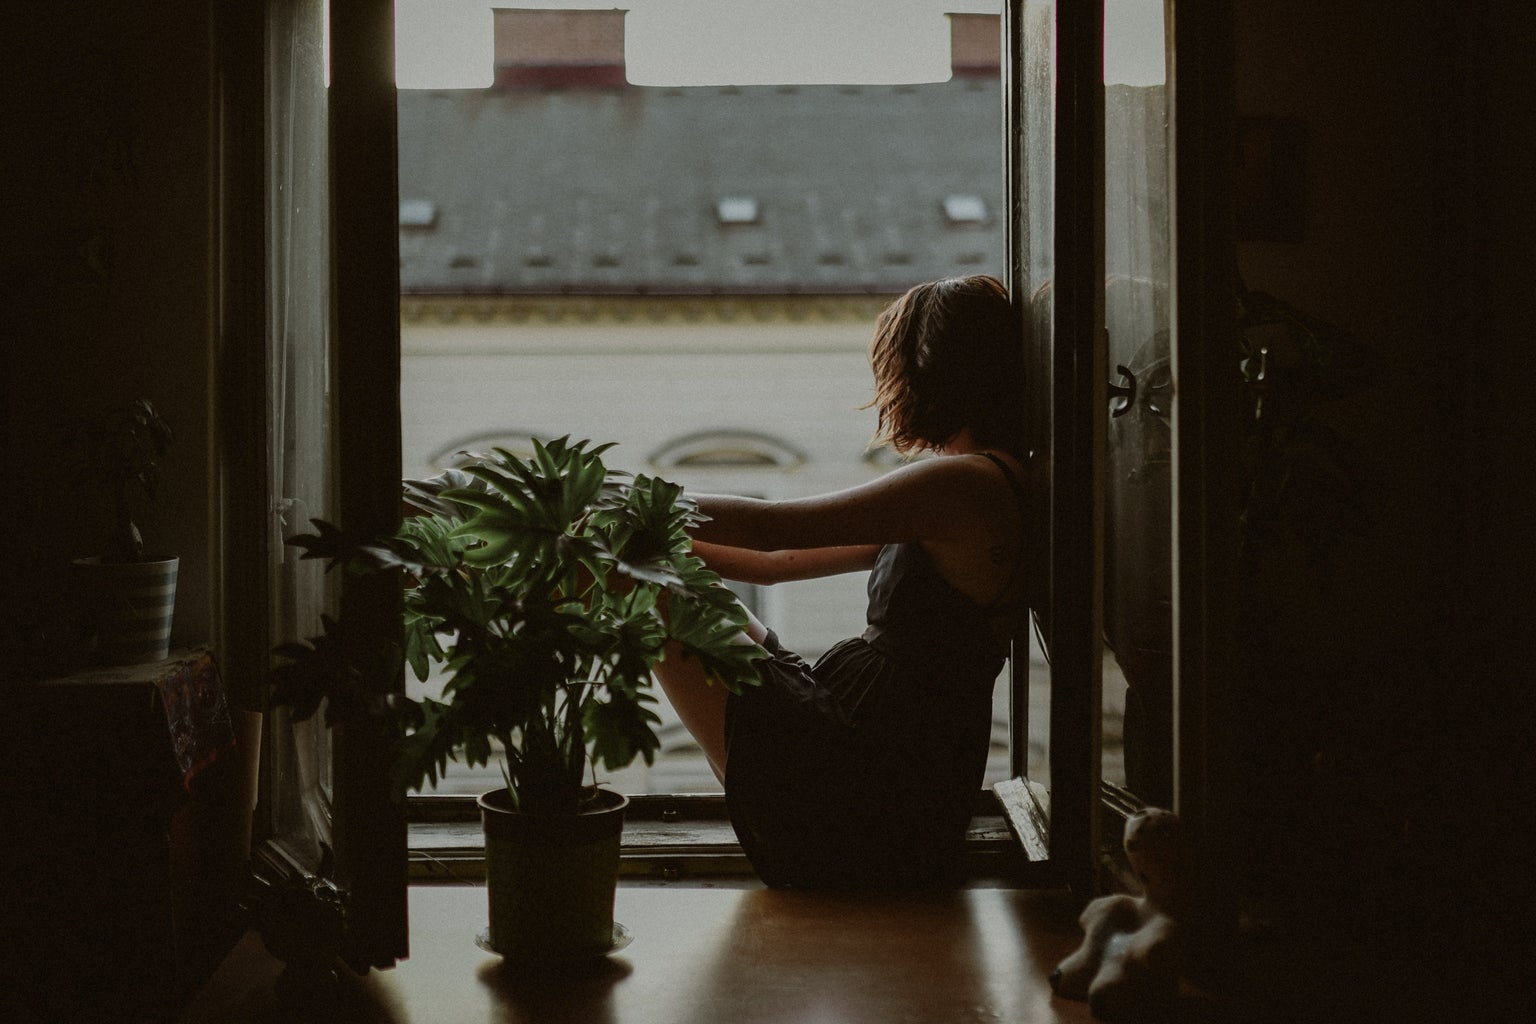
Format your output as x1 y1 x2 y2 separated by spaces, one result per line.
975 451 1030 614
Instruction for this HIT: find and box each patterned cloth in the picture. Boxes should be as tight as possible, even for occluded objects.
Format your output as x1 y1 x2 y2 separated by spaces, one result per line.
54 647 236 789
155 648 235 789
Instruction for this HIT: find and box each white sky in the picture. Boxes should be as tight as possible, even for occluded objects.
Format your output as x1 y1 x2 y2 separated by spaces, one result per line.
394 1 1165 90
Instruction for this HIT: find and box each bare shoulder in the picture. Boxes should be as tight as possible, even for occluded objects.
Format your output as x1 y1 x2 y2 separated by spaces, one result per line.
881 451 1027 534
901 450 1029 504
970 447 1030 482
881 451 1013 491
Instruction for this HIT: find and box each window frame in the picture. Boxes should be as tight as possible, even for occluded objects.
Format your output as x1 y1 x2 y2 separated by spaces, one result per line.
240 0 1238 900
219 0 408 967
404 791 1032 884
384 4 1091 890
326 0 409 965
991 0 1106 894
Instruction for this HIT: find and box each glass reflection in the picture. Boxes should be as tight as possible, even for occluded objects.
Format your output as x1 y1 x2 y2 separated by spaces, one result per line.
1102 0 1173 805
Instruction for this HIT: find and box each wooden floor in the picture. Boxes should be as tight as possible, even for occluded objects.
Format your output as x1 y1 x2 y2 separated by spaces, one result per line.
179 883 1105 1024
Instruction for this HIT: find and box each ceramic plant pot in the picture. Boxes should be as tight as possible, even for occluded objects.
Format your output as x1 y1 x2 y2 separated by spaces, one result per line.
478 786 629 960
73 555 179 665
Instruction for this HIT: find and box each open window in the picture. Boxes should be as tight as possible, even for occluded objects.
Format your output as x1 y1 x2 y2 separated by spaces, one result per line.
998 0 1237 895
393 2 1023 841
241 0 1234 932
391 1 1091 881
219 0 407 967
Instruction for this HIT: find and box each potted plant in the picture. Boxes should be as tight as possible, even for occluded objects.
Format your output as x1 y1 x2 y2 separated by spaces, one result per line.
270 437 761 959
69 397 179 664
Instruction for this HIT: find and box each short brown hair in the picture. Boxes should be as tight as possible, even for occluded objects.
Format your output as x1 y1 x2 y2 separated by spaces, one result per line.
866 275 1026 455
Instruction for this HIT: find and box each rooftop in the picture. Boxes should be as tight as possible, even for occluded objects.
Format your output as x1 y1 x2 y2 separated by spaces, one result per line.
396 12 1005 296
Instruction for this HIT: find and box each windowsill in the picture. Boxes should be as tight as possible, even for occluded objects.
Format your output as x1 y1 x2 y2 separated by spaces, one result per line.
406 789 1044 885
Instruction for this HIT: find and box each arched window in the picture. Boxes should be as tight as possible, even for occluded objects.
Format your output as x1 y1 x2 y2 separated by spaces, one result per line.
861 443 929 472
647 430 805 471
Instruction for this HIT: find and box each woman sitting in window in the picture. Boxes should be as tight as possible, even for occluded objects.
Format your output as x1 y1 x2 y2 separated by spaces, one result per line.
658 274 1036 889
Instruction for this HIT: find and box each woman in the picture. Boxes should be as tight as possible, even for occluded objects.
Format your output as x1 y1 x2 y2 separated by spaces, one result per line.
657 274 1035 889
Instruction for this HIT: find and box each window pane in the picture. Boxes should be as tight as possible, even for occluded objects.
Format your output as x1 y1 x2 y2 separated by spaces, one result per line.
1103 0 1173 805
1012 0 1056 789
265 0 336 858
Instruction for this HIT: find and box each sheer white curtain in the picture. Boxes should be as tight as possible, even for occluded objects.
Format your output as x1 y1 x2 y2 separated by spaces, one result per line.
266 0 335 864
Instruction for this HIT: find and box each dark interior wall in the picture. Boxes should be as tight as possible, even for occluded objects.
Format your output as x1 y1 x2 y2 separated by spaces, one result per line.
1226 1 1455 857
1233 3 1453 372
2 9 245 1016
1226 1 1532 1010
3 2 215 665
1231 3 1530 608
1228 6 1531 752
1435 5 1534 996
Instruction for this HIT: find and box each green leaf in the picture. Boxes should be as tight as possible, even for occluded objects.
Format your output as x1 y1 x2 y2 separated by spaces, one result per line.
287 519 368 573
402 466 485 517
664 593 765 695
391 696 462 801
585 690 663 772
269 613 404 729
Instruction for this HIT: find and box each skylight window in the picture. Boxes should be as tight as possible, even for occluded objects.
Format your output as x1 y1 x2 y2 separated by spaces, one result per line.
716 197 760 225
942 194 988 224
400 199 439 228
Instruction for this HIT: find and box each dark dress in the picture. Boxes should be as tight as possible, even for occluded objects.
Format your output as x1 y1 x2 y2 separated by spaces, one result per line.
723 453 1027 889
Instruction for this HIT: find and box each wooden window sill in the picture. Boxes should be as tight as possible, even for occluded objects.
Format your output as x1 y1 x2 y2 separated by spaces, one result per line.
407 814 1031 884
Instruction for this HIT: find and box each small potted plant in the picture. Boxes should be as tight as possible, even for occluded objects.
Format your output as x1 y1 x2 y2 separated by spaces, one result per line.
271 437 761 959
69 397 179 664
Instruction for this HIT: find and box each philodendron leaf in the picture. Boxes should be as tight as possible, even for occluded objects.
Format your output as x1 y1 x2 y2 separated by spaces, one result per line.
391 696 460 801
612 558 687 589
674 555 751 613
402 606 446 682
453 527 526 569
269 647 333 724
598 475 702 587
402 466 484 517
460 728 494 769
600 594 669 691
664 594 765 695
270 614 403 729
288 519 368 573
585 690 663 772
383 514 470 575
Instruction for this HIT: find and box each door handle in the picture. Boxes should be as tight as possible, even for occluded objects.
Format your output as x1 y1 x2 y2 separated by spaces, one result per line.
1108 364 1136 417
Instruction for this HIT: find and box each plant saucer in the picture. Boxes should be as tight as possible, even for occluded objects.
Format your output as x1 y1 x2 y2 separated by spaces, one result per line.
475 922 633 961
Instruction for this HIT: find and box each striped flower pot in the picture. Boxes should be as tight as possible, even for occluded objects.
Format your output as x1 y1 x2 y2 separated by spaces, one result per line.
74 556 179 665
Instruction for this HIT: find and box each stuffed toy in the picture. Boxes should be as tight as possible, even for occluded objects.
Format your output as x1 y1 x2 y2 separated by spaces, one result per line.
1050 808 1187 1021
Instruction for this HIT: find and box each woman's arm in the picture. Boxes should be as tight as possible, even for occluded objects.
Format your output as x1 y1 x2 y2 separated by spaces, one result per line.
689 456 997 553
691 540 881 586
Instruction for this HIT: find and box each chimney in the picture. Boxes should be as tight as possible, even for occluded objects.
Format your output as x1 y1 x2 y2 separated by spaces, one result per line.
949 13 1001 78
493 8 628 89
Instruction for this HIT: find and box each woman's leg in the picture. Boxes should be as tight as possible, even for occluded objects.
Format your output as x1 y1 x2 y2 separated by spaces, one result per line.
652 602 768 784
